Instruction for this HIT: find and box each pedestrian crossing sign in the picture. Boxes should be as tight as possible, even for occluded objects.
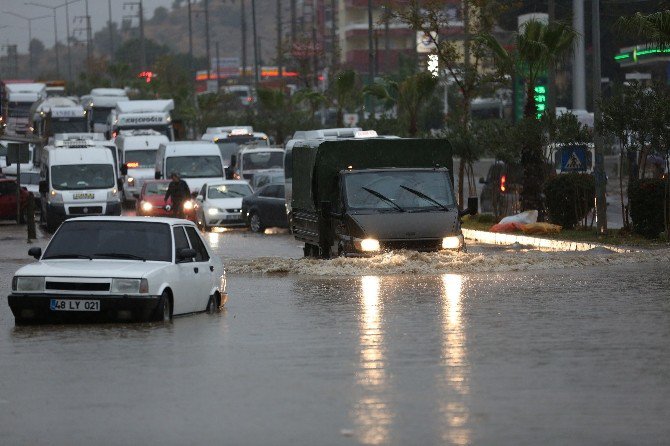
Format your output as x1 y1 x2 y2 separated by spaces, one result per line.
560 146 588 172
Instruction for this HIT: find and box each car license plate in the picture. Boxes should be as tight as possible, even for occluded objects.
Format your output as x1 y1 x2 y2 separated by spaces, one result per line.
73 193 94 200
225 214 240 220
50 299 100 312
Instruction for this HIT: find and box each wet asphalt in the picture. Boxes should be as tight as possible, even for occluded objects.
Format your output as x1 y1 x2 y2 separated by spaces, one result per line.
0 226 669 445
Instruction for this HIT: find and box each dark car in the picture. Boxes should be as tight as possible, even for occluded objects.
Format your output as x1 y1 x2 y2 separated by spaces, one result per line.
241 184 288 233
0 178 31 221
479 162 523 217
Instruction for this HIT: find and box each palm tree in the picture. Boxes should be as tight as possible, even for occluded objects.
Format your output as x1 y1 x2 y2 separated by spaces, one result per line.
615 10 670 48
364 72 438 137
480 20 577 212
328 70 361 128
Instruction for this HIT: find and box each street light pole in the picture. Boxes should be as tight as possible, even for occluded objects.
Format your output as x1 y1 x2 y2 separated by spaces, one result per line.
108 0 114 62
592 0 607 232
26 1 78 79
204 0 211 86
251 0 260 87
3 12 50 79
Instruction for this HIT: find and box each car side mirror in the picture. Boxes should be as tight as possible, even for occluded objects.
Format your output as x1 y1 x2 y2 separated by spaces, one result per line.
28 247 42 259
177 248 196 262
459 197 479 217
117 178 124 190
478 177 486 184
155 171 161 180
39 180 48 194
120 164 128 175
196 195 203 202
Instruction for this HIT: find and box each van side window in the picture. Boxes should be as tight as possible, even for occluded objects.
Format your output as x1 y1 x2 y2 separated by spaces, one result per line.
173 226 191 262
185 226 210 262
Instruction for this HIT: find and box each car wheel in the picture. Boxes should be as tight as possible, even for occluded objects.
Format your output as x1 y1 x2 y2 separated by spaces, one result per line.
153 291 172 322
249 212 264 233
206 294 218 313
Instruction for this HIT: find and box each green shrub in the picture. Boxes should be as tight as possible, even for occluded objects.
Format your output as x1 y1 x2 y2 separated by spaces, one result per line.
629 179 666 238
544 173 595 229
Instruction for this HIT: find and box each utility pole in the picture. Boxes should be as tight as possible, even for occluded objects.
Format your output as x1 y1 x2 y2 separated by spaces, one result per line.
75 0 93 70
330 0 337 69
25 1 71 78
123 0 146 71
592 0 607 233
277 0 283 79
188 0 194 80
367 0 374 85
3 12 50 79
204 0 211 84
572 0 586 110
215 40 220 92
547 0 556 116
108 0 114 62
251 0 260 87
66 0 74 80
241 0 248 82
290 0 296 44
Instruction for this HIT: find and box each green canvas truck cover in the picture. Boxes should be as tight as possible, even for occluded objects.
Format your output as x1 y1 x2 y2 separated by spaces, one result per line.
292 138 453 212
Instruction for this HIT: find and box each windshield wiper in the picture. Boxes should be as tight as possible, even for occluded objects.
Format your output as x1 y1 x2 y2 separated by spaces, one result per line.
94 252 146 261
400 185 450 211
43 254 92 260
361 187 405 212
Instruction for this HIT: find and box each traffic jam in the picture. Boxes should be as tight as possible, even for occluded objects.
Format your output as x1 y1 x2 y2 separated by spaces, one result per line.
1 83 471 325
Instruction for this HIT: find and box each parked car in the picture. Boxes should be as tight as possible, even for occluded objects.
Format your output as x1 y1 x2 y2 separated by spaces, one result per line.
241 184 288 233
194 180 253 231
7 216 227 324
0 178 31 221
137 179 197 222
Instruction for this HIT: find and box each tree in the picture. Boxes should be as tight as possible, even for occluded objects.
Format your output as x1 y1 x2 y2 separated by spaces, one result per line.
328 70 361 128
480 19 577 213
364 72 438 137
615 10 670 48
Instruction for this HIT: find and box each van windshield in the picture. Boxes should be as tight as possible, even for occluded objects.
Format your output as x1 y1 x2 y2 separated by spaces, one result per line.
242 151 284 170
166 156 223 178
125 149 157 168
43 220 172 262
51 164 115 190
344 170 455 211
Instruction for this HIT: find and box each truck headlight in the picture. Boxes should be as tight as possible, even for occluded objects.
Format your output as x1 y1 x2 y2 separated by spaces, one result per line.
111 278 148 294
141 201 153 212
49 190 63 204
13 276 45 292
127 177 135 185
442 235 463 250
183 200 194 211
107 188 119 200
360 238 380 252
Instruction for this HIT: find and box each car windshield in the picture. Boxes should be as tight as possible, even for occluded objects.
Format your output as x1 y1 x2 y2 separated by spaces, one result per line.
43 220 172 262
242 151 283 170
125 149 157 168
51 118 88 134
344 170 455 211
91 107 113 124
208 183 252 199
144 182 170 195
51 164 115 190
166 156 223 178
20 172 40 184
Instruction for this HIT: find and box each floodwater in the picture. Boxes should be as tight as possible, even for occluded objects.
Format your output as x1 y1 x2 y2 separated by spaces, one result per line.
1 229 669 445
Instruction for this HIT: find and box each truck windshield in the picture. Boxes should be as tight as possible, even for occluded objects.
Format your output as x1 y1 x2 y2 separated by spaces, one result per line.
91 107 113 124
51 164 115 190
125 149 157 168
43 220 172 262
166 156 223 178
344 170 455 211
215 142 241 165
51 118 88 134
8 102 32 117
242 152 283 170
208 183 252 198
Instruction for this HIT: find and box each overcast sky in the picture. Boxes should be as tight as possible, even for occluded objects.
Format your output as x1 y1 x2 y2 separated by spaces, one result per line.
1 0 174 53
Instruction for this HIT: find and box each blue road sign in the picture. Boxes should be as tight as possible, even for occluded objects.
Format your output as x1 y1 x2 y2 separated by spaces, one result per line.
561 145 588 172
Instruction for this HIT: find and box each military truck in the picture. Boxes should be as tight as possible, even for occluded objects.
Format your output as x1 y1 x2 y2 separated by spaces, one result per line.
291 138 477 257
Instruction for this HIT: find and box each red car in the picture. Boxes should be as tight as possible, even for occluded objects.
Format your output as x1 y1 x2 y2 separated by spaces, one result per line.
0 178 31 221
136 180 197 222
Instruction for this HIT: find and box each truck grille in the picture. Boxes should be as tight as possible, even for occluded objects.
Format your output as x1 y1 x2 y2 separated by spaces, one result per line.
46 281 110 292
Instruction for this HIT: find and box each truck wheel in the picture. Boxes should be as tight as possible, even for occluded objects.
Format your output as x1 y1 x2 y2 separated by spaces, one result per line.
249 212 264 233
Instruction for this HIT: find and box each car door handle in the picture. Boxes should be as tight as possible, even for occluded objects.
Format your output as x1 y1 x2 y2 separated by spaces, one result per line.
209 265 214 272
194 267 199 273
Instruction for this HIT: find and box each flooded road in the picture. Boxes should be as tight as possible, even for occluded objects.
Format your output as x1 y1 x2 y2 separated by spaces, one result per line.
1 229 669 445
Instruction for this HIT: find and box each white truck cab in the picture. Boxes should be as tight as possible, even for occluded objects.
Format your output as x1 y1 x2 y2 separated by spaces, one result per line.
232 146 284 183
108 100 175 140
155 141 225 195
82 88 129 134
39 143 122 232
116 130 170 203
4 83 46 135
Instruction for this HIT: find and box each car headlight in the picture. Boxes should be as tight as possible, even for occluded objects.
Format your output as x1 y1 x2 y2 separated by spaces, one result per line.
141 201 153 212
13 276 45 292
208 207 221 215
442 235 463 250
49 190 63 204
107 187 119 201
360 238 380 252
111 278 148 294
183 200 194 211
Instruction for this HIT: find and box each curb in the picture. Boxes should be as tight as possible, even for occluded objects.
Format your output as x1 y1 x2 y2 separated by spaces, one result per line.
462 228 636 253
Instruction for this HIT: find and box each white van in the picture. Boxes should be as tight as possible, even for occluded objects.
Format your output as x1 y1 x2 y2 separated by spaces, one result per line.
233 146 284 182
155 142 225 195
39 145 121 232
117 130 170 203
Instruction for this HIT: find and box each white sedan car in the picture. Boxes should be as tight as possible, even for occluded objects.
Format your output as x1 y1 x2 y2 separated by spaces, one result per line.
195 180 253 231
7 216 227 325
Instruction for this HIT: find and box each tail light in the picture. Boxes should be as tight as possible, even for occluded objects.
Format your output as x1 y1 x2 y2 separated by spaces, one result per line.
500 175 507 193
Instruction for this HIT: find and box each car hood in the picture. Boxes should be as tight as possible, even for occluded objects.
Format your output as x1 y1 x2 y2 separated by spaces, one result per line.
142 195 170 204
183 178 222 195
15 260 169 278
349 211 459 240
206 197 243 208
